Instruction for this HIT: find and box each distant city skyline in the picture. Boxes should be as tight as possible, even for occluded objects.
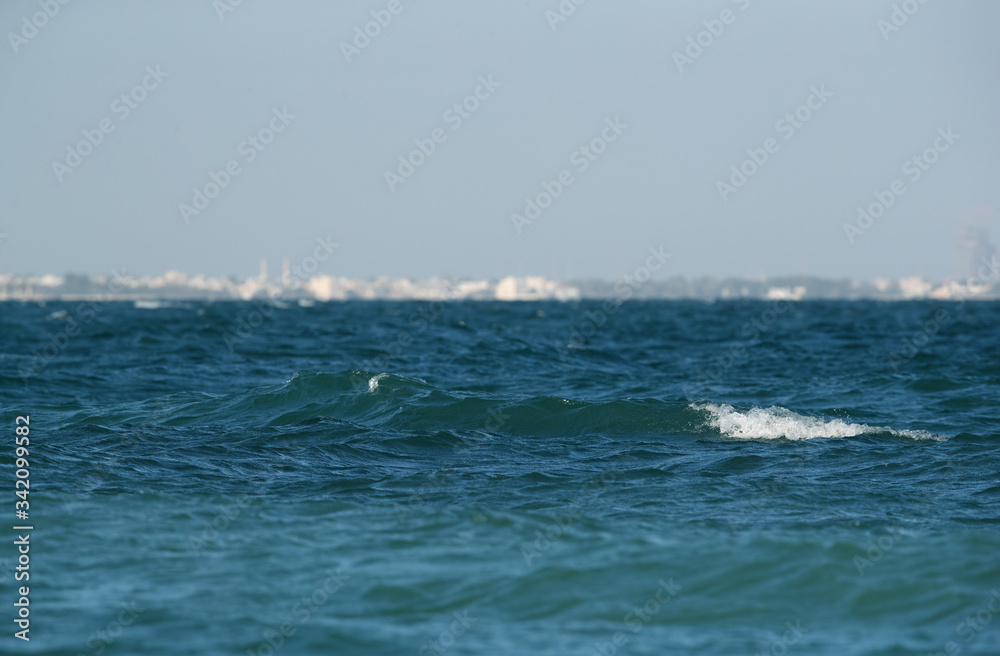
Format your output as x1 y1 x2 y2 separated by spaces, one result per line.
2 1 999 281
5 258 999 303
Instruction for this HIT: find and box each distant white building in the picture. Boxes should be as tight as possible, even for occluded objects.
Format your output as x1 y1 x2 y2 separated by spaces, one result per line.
494 276 580 301
765 286 806 301
899 277 932 299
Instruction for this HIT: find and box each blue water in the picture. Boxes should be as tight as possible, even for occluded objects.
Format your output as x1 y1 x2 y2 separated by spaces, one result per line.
2 300 999 655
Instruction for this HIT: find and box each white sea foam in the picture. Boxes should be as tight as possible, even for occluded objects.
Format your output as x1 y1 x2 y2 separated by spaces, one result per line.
693 403 942 441
368 373 388 393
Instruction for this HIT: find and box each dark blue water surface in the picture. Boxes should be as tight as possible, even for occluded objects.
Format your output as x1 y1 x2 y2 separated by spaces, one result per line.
1 300 998 655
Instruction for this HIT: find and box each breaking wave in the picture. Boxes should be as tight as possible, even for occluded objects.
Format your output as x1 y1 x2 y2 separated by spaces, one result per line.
693 402 943 441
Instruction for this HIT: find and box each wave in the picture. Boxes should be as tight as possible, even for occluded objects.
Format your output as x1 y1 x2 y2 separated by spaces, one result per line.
45 370 946 444
692 402 943 441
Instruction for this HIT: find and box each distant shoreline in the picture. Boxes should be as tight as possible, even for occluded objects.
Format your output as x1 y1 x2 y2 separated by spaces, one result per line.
3 258 999 302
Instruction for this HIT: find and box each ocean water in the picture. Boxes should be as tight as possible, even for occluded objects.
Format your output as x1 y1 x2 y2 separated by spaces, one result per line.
2 299 999 655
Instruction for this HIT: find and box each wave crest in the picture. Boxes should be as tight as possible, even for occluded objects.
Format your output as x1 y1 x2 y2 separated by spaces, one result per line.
693 403 942 441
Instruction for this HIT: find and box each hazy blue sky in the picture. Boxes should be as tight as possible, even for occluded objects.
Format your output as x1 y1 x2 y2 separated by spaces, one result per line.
1 0 998 281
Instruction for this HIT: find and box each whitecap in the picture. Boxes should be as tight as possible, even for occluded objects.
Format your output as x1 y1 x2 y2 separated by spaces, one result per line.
693 402 943 441
368 373 388 393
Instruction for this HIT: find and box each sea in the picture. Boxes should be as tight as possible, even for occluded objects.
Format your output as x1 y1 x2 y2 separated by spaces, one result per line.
2 299 998 655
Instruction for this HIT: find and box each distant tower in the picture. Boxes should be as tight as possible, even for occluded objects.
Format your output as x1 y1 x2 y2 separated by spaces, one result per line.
956 225 995 281
282 258 290 286
259 258 268 282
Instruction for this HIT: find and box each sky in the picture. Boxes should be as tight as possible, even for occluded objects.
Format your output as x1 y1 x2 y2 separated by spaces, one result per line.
1 0 998 282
